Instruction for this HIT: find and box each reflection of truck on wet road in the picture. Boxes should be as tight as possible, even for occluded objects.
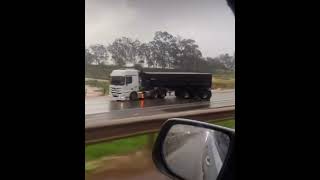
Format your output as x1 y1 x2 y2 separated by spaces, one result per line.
110 69 213 101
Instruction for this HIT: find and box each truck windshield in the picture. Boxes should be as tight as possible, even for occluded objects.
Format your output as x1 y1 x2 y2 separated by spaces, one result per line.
111 76 125 85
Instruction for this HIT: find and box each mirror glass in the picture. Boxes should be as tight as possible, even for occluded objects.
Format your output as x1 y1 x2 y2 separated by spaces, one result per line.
163 124 230 180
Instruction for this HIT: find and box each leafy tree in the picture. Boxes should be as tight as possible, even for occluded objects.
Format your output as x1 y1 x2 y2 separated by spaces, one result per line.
85 48 94 65
150 31 177 68
138 43 154 67
107 37 141 66
89 44 108 65
218 53 234 70
175 38 202 71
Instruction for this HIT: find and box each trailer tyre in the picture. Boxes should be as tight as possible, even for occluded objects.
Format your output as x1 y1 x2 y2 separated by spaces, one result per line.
200 90 212 100
150 90 158 99
158 89 166 99
182 90 191 99
175 90 183 98
129 92 138 101
175 90 180 98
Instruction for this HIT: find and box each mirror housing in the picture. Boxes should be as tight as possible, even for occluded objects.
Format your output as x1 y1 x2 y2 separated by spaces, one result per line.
227 0 235 15
153 118 235 180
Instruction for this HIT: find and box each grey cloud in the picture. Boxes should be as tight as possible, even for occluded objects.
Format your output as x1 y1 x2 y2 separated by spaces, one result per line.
85 0 234 57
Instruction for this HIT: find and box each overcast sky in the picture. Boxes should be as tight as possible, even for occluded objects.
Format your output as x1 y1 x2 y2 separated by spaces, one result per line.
85 0 234 57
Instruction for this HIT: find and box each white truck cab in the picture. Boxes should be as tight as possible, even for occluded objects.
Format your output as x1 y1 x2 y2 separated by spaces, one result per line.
110 69 140 100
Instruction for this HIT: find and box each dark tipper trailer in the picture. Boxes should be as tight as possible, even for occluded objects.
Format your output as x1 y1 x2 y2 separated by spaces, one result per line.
140 72 213 99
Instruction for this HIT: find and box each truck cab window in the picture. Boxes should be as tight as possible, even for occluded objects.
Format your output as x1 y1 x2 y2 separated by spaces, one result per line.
111 76 125 86
126 76 132 85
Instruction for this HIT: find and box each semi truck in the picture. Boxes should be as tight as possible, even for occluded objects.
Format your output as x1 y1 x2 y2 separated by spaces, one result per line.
110 69 213 101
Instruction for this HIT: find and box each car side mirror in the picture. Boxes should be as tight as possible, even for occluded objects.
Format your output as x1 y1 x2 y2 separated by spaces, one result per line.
227 0 235 15
153 118 235 180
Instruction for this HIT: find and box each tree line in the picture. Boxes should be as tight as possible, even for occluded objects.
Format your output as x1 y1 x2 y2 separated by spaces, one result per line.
85 31 234 72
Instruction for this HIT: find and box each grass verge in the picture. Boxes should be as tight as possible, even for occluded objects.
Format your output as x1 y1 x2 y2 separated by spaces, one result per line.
85 80 109 95
212 119 235 129
85 134 148 162
213 73 235 89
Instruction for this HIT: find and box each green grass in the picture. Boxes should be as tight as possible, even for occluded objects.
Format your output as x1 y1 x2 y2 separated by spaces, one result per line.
213 78 235 89
212 119 235 129
85 134 150 172
85 134 148 162
213 72 235 89
85 80 110 95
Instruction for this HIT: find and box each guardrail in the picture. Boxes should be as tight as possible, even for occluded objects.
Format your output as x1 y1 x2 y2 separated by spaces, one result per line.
85 106 235 145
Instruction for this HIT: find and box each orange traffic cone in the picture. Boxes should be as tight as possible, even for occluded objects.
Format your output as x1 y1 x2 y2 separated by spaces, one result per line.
140 99 144 108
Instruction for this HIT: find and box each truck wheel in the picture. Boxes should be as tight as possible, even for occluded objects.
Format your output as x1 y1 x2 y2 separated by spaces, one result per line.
129 92 138 101
175 90 182 98
182 90 191 99
200 90 212 100
175 91 179 97
150 90 158 99
159 89 166 99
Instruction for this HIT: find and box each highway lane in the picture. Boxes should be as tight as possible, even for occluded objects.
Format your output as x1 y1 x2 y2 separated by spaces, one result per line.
85 89 234 115
85 89 234 122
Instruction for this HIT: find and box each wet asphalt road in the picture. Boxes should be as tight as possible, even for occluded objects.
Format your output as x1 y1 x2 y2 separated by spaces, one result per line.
85 89 234 121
